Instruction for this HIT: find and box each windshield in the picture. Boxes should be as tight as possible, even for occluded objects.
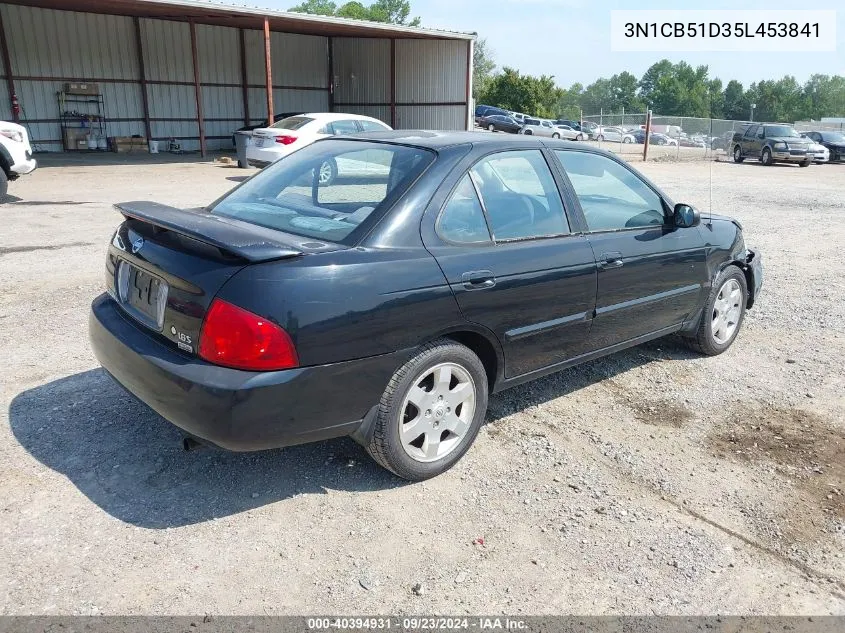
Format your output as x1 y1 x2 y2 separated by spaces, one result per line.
765 125 801 138
270 116 314 130
210 140 434 245
821 132 845 142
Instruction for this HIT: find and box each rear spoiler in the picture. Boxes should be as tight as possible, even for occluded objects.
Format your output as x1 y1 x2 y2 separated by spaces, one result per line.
115 201 303 263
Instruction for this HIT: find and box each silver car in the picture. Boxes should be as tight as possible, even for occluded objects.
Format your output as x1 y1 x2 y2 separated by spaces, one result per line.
553 124 587 141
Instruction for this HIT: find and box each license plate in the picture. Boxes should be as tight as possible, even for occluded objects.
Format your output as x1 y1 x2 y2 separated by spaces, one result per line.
120 262 168 328
253 137 265 148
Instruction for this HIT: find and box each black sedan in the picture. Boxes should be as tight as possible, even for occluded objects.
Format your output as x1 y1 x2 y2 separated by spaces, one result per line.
804 130 845 162
478 114 523 134
90 132 762 481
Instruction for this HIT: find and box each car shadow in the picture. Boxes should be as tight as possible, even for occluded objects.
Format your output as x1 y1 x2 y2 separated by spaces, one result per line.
226 176 250 183
8 369 402 529
8 340 697 529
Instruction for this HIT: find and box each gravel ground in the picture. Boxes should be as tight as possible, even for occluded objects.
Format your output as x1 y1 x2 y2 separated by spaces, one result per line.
1 151 844 615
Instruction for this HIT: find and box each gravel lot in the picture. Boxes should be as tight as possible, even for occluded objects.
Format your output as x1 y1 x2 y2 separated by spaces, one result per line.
1 150 844 615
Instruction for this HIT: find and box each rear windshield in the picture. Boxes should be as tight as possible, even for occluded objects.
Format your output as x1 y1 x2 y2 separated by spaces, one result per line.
210 140 434 245
270 116 314 130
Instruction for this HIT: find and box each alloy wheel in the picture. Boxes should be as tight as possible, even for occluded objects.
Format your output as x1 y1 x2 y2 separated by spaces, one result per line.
711 279 743 345
398 362 476 463
318 161 334 185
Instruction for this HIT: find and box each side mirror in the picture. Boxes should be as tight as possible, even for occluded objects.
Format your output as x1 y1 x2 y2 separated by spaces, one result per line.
673 203 700 228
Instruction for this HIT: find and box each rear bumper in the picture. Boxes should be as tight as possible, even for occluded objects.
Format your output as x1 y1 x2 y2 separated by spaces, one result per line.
89 294 409 451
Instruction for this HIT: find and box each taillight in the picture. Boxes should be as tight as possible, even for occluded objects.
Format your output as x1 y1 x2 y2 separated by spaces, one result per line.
198 299 298 371
275 135 298 145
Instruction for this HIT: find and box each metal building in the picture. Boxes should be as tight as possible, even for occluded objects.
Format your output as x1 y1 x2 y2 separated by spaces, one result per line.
0 0 475 154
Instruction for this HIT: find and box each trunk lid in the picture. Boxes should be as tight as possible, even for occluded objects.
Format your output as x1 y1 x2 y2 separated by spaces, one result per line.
106 201 336 356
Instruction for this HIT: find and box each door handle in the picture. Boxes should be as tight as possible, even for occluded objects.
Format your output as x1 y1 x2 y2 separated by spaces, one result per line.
461 270 496 290
599 252 624 269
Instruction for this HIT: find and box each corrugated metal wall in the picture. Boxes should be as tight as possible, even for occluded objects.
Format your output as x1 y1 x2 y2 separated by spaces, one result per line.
330 37 469 130
0 2 470 153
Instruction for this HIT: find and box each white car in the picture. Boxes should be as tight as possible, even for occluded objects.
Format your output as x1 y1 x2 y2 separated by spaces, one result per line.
802 134 830 163
247 113 392 181
553 124 587 141
0 121 37 198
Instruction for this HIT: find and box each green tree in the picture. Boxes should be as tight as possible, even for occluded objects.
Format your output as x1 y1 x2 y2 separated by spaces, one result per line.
723 80 745 120
290 0 420 25
556 83 583 120
608 71 644 112
472 38 496 100
479 67 562 118
707 78 724 118
288 0 338 15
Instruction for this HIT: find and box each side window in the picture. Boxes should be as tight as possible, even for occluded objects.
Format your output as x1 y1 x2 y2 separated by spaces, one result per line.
809 132 820 142
555 150 666 232
744 125 758 138
360 119 389 132
318 124 331 134
332 119 361 135
758 127 767 139
469 150 569 240
437 174 492 244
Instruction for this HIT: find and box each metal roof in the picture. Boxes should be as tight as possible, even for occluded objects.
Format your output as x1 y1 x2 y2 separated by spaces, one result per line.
2 0 477 40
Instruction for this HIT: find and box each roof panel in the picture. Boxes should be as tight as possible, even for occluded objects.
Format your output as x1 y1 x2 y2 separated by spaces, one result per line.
1 0 476 40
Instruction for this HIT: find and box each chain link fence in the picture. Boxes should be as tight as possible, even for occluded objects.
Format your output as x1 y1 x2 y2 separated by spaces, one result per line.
579 113 760 160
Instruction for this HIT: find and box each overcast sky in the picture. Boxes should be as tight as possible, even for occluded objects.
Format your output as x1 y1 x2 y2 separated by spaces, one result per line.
228 0 845 87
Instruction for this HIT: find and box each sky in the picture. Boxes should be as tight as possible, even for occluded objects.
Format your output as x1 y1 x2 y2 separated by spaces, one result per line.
228 0 845 87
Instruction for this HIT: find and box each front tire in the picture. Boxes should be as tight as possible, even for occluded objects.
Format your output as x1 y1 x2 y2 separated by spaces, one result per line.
733 145 744 163
623 136 632 144
552 133 560 139
0 170 7 199
596 134 604 142
761 147 773 166
799 159 812 167
365 339 488 481
683 266 748 356
488 124 495 132
576 133 585 141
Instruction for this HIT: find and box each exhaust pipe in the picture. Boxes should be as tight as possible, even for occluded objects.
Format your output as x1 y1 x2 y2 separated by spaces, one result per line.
182 437 206 452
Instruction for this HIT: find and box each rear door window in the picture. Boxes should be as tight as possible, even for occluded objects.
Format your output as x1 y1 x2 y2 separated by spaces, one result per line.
359 119 390 132
469 150 569 240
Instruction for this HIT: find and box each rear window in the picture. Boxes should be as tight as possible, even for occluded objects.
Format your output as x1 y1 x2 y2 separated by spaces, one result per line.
210 140 434 245
270 116 314 130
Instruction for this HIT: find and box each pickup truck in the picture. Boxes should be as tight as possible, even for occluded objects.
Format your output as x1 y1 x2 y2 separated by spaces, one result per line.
731 123 813 167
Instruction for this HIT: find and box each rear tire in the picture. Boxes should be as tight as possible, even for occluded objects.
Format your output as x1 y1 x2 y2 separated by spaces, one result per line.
365 339 488 481
623 136 632 144
0 169 7 200
732 145 744 163
488 124 495 132
318 158 338 186
799 159 812 167
683 266 748 356
524 129 533 136
596 134 604 142
576 133 585 141
761 147 773 166
552 133 560 139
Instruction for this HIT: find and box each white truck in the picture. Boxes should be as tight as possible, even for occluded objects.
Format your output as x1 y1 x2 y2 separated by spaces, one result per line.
0 121 37 198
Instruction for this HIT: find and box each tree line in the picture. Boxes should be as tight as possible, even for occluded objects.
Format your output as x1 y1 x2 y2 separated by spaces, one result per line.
476 52 845 123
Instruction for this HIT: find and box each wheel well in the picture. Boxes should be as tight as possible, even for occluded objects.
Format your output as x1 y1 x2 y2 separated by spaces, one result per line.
444 331 499 392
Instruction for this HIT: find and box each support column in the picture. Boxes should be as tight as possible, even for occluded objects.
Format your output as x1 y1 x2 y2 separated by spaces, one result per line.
239 28 250 125
327 37 334 112
264 18 274 126
465 39 473 131
0 9 18 123
189 21 206 157
134 17 152 143
389 39 396 128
